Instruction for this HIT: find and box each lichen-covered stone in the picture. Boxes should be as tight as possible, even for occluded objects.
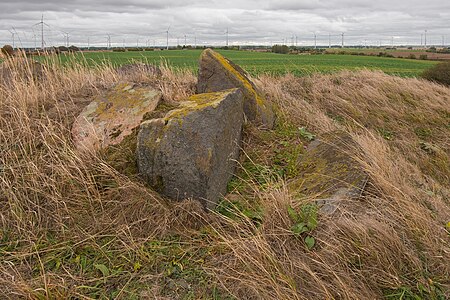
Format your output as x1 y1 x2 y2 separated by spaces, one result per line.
137 88 244 208
291 131 368 214
72 83 162 151
197 49 275 129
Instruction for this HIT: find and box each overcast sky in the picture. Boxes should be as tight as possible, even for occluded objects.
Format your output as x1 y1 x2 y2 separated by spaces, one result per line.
0 0 449 48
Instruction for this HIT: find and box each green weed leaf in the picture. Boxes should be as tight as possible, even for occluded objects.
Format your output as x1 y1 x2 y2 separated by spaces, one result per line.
305 236 315 250
298 127 316 141
307 215 318 230
94 264 110 277
287 206 299 222
291 222 308 236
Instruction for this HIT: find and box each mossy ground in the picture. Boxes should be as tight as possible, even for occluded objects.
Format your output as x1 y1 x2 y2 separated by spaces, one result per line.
220 117 311 223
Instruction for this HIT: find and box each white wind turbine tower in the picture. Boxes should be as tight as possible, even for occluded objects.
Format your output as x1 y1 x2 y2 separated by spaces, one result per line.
61 31 70 47
424 30 427 47
33 15 49 50
193 30 197 48
311 31 317 49
166 26 171 50
107 34 112 49
226 28 229 47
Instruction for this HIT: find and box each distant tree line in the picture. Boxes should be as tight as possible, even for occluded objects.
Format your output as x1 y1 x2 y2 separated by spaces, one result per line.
272 45 290 54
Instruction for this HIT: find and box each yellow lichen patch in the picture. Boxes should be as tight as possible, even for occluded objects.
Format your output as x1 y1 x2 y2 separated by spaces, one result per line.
189 91 228 106
93 86 159 120
208 50 266 108
165 89 237 120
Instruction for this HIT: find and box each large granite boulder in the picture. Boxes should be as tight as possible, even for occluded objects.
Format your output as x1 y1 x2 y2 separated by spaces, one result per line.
291 131 368 214
72 83 162 151
137 88 244 208
197 49 275 129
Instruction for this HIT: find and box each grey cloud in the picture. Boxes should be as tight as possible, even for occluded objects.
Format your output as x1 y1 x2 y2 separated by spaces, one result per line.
0 1 449 47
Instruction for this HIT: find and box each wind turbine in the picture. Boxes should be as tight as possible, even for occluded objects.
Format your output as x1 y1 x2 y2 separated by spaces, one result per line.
61 31 70 47
7 27 23 49
166 26 171 50
226 28 229 47
311 31 317 49
424 30 427 47
107 34 112 49
33 15 50 50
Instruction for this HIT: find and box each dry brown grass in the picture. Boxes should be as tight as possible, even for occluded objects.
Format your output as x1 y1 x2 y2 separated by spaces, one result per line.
0 53 206 298
0 54 449 299
202 71 449 299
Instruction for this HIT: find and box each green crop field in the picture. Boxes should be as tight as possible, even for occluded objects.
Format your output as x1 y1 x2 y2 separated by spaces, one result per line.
3 49 437 77
58 50 438 77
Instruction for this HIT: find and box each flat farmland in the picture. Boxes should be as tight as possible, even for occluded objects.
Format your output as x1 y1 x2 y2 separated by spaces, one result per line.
50 49 437 77
326 47 450 61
